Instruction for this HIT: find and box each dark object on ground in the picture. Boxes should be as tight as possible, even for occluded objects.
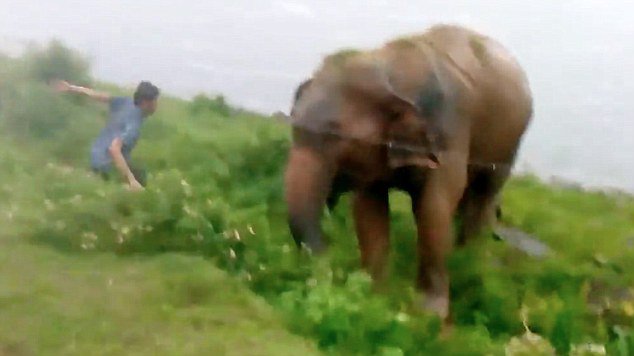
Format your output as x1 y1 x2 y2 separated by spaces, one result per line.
493 225 552 258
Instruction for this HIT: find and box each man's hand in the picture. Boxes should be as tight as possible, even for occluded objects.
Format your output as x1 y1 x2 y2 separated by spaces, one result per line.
109 138 143 191
51 79 111 102
128 179 145 192
52 79 72 93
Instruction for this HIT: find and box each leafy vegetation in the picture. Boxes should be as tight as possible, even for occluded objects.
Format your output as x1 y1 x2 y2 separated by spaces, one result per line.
1 42 633 355
189 93 232 117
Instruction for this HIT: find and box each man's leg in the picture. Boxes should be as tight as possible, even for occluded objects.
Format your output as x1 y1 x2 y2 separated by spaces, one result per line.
92 168 110 181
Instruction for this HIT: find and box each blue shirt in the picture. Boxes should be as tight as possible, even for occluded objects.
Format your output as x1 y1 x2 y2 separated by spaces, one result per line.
90 97 144 172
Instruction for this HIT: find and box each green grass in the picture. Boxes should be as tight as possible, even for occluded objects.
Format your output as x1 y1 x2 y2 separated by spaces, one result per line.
0 240 318 356
1 41 633 355
0 175 318 356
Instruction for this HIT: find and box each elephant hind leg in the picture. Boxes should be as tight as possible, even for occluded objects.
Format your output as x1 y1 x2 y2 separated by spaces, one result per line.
457 165 511 246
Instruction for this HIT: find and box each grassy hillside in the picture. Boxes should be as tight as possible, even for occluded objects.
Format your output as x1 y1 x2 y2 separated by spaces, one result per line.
0 240 318 355
1 42 633 355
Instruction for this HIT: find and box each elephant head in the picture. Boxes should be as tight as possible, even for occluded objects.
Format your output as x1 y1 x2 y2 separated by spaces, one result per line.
285 51 446 252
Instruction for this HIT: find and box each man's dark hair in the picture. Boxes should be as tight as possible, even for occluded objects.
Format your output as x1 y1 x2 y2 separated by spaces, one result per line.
133 81 160 105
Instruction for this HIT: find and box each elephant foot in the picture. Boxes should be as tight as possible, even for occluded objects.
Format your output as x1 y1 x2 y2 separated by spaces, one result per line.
302 240 327 255
416 291 450 321
369 271 390 294
439 321 455 339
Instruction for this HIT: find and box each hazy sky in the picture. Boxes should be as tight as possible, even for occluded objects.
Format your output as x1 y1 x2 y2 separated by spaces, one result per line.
2 0 633 191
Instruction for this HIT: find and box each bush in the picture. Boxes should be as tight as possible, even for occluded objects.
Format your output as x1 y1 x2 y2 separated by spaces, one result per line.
25 40 90 85
189 94 232 117
1 82 76 138
0 41 99 156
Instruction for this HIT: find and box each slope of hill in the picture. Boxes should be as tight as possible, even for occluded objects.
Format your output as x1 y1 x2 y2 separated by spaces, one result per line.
0 233 318 355
1 42 633 355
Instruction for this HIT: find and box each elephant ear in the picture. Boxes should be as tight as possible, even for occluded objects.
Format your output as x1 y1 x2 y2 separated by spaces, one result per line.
290 78 313 117
370 65 446 169
412 72 448 151
340 55 446 133
340 55 445 168
340 55 421 115
292 79 313 106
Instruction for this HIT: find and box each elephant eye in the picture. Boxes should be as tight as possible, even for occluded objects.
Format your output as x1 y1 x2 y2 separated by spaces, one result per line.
382 107 401 121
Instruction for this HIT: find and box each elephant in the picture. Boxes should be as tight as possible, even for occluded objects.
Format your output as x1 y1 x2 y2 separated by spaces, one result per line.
284 24 533 319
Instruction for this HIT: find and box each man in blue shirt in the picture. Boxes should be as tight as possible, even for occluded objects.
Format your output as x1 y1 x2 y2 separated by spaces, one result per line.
54 80 160 191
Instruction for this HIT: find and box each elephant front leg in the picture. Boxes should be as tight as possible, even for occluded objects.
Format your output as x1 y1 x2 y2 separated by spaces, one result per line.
284 147 333 253
412 163 467 320
353 185 390 282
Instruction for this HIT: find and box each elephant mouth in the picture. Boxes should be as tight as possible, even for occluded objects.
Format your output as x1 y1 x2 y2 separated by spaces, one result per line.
388 153 440 170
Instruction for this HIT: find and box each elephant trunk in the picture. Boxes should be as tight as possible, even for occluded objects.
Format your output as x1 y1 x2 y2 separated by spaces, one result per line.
284 147 333 253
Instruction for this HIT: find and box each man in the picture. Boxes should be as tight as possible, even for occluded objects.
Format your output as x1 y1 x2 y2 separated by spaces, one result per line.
54 80 159 191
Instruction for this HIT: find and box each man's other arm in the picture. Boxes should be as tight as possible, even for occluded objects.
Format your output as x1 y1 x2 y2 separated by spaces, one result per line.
53 80 111 103
108 137 143 191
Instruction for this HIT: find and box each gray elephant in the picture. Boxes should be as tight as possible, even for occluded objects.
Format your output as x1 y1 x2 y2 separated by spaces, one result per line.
284 24 533 320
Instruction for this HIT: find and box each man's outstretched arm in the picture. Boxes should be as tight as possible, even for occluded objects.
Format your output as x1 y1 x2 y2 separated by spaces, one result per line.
108 137 143 191
53 80 111 103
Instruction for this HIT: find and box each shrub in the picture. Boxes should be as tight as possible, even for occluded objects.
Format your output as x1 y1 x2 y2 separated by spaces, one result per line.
189 94 232 117
25 40 90 85
0 41 99 152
